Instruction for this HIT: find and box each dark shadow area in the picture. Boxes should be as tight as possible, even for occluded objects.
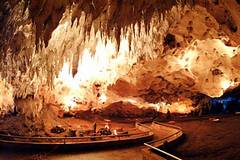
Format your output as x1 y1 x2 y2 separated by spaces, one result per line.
210 86 240 114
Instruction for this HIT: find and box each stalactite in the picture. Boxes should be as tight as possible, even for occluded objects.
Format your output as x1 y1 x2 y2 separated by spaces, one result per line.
0 0 240 116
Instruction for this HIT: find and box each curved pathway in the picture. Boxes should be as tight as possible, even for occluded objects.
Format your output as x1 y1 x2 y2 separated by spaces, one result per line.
142 121 183 160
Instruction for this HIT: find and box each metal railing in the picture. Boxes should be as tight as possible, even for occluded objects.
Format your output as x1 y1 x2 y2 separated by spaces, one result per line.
144 121 183 160
0 123 153 145
144 143 182 160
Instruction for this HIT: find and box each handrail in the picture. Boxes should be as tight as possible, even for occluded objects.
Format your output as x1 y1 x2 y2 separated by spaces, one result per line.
144 121 183 160
147 130 182 145
153 121 182 130
0 123 153 144
136 122 153 130
144 143 182 160
146 121 182 145
0 132 149 140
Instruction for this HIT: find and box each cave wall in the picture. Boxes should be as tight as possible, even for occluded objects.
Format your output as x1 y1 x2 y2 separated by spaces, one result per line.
0 0 240 115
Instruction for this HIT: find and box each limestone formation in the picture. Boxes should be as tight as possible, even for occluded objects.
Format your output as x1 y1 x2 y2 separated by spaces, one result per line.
0 0 240 116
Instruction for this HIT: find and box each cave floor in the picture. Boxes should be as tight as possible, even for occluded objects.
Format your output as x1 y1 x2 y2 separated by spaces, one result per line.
0 115 240 160
169 115 240 160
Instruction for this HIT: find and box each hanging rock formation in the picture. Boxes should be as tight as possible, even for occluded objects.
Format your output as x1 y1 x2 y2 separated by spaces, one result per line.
0 0 240 115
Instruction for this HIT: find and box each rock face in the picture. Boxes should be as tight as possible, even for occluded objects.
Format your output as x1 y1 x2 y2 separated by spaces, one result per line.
100 101 158 118
0 0 240 115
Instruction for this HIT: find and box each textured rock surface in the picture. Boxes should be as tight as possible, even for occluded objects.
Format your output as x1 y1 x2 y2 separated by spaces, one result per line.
0 0 240 115
100 101 158 118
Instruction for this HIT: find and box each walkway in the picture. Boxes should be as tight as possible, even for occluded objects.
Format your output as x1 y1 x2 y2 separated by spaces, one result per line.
142 121 183 160
0 122 183 160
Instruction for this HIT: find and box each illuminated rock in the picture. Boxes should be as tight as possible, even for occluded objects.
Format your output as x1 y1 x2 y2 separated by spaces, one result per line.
0 1 240 115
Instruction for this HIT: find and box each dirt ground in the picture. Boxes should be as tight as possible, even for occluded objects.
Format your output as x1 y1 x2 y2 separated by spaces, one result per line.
170 115 240 160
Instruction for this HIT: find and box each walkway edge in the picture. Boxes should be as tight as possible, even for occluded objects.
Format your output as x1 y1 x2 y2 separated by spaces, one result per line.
142 121 183 160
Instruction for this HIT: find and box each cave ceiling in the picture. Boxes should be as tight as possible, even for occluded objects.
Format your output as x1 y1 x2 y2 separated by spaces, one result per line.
0 0 240 115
